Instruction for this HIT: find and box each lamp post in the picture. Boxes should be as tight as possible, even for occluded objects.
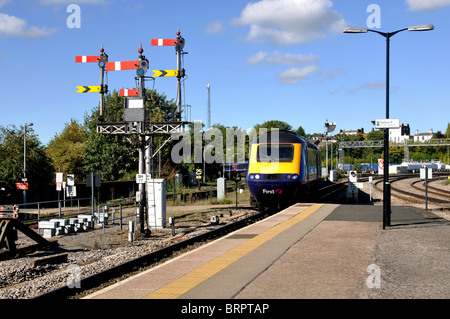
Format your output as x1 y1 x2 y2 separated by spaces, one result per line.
343 24 434 229
324 120 336 178
23 122 33 207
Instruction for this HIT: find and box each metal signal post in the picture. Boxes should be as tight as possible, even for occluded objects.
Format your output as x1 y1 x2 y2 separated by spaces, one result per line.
176 30 185 120
138 44 150 235
76 31 190 235
75 46 108 121
98 46 108 121
151 29 186 120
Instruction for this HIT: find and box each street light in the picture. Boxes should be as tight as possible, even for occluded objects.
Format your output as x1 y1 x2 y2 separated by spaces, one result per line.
343 24 434 229
23 122 33 207
324 119 336 176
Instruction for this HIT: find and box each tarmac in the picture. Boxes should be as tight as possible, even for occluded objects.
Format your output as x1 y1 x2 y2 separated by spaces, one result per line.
84 203 450 300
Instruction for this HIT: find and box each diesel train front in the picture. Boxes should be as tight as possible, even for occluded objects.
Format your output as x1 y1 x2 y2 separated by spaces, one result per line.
246 130 321 208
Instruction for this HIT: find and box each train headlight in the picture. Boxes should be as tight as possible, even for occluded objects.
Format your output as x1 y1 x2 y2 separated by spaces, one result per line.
292 174 298 180
285 174 291 179
249 174 255 180
255 174 261 180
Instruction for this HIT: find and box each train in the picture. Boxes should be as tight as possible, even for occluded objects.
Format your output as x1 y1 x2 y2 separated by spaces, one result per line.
246 130 321 209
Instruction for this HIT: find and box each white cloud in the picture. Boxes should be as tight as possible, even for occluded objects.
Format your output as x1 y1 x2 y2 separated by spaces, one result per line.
346 82 399 95
205 20 225 35
406 0 450 11
233 0 346 45
247 50 319 65
278 65 319 84
246 51 269 65
0 0 11 9
318 68 345 81
0 13 56 39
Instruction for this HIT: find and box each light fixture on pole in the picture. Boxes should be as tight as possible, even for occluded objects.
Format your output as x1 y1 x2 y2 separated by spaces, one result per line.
343 23 434 229
324 119 336 176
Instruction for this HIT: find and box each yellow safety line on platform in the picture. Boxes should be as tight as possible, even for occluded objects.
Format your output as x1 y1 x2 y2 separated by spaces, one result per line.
144 203 323 299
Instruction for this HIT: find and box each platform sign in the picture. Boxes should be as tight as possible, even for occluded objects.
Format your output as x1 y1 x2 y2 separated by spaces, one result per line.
373 119 400 129
378 159 384 175
136 174 147 184
66 185 77 197
67 174 75 186
15 182 28 190
125 97 145 109
420 168 432 180
86 174 101 187
56 172 63 183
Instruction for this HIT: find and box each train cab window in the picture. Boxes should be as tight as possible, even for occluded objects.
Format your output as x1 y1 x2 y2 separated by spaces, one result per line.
257 145 294 162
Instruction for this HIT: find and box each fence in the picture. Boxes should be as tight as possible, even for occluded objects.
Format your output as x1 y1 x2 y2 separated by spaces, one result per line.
14 197 140 236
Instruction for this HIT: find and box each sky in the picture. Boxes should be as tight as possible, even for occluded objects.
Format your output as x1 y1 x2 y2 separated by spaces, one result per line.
0 0 449 146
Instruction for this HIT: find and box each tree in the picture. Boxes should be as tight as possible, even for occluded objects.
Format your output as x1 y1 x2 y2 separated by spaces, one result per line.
362 129 384 163
433 131 445 139
294 126 306 137
366 129 384 141
0 125 54 203
445 123 450 138
82 89 178 181
334 132 365 164
46 119 85 183
254 120 292 133
83 91 138 181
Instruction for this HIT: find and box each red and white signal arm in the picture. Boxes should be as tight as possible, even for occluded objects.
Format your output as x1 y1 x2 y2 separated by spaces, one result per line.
106 61 139 71
120 89 139 97
151 38 177 46
75 56 99 63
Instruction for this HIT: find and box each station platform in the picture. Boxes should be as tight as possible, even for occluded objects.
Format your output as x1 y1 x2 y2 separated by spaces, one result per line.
84 203 450 300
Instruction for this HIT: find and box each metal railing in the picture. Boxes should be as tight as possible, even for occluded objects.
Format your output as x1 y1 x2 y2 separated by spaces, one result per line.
14 197 141 235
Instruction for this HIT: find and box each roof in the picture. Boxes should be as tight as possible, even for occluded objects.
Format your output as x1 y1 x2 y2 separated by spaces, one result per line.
252 130 321 150
252 130 304 144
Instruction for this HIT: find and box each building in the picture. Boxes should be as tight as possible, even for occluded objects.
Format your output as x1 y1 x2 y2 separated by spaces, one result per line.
389 123 410 143
413 128 434 142
338 128 364 135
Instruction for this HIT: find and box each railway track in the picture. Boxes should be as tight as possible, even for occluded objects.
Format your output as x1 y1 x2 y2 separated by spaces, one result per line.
318 181 348 202
25 181 347 299
374 173 450 207
5 175 447 299
30 207 274 299
411 179 450 200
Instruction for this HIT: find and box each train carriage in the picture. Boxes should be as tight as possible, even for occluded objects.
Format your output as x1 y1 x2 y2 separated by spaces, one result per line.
246 130 321 209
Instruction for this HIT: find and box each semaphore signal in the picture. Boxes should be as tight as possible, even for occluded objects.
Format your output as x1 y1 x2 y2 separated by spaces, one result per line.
119 89 139 97
106 60 139 72
75 55 99 63
151 38 177 46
